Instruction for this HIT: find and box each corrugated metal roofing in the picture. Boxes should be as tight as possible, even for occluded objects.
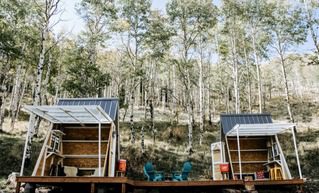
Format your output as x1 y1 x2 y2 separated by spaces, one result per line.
24 105 112 124
220 113 273 134
57 98 119 121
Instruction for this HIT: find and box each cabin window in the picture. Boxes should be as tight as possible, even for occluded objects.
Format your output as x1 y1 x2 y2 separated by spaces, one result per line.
50 134 61 153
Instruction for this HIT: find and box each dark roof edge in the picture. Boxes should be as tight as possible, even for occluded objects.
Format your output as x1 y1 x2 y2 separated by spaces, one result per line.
58 98 119 101
220 113 271 116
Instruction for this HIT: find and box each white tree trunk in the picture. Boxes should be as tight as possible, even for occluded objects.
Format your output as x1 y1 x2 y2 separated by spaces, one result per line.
252 27 263 113
9 64 27 130
277 36 294 123
30 29 46 136
42 53 52 105
243 43 252 113
230 35 240 113
280 54 294 122
172 63 178 123
9 65 22 130
199 58 203 145
0 93 6 132
0 57 11 131
186 69 193 154
130 90 135 144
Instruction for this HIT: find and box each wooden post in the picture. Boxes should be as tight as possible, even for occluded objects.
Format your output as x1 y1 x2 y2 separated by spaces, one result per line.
275 134 292 179
292 127 302 179
211 144 215 180
90 183 95 193
98 122 101 176
15 182 21 193
121 183 126 193
225 136 234 179
20 119 32 176
236 127 242 180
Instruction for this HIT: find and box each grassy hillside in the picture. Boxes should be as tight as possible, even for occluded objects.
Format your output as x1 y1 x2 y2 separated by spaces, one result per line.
0 132 42 179
119 121 319 181
120 121 219 180
0 119 318 192
0 121 318 180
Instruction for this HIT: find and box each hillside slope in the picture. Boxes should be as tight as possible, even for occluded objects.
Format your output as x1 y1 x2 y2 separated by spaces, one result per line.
0 119 318 192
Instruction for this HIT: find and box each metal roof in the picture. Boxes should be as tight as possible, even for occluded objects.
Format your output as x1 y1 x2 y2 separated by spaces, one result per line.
226 123 295 137
57 98 118 121
23 105 112 124
220 113 273 134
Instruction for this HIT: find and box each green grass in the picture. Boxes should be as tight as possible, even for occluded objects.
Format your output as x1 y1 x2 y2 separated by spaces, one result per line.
119 121 218 180
265 97 319 122
0 133 41 178
0 118 318 183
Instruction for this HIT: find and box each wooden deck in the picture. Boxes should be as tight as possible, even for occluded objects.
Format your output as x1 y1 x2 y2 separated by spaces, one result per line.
16 177 304 193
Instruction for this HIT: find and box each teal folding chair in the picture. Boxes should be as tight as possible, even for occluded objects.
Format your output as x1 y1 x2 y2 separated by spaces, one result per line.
172 161 192 181
143 161 164 181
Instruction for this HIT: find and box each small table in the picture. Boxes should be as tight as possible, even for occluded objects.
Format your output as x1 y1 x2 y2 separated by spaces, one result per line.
263 160 283 180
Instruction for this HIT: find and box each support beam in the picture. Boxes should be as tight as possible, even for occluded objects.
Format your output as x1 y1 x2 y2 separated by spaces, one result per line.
291 127 302 179
109 123 117 177
211 144 215 180
59 107 84 126
90 183 95 193
220 143 223 165
41 148 48 176
96 106 113 123
20 116 34 176
121 183 126 193
237 128 242 180
25 107 62 123
225 136 234 179
275 135 292 179
98 122 101 177
32 127 52 176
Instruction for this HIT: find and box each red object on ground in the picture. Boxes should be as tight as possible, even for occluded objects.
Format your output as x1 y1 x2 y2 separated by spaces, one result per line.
220 163 229 173
256 171 265 179
118 159 127 172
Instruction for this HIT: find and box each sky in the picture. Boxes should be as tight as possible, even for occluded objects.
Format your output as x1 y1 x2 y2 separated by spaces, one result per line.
52 0 315 54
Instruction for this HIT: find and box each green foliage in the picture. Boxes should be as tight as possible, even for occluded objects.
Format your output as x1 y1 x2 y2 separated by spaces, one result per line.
166 0 217 63
120 0 151 36
77 0 117 48
167 0 217 31
166 0 218 96
62 46 111 97
144 11 173 59
0 0 34 58
264 2 308 49
241 0 273 58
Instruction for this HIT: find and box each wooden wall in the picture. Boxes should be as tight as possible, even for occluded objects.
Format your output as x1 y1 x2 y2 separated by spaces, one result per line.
227 137 269 174
63 158 99 168
63 126 110 140
61 124 111 169
228 138 267 149
63 142 108 155
34 124 112 176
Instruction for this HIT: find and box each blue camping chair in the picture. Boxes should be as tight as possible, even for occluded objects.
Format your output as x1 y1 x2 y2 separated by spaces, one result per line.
172 161 192 181
143 162 164 181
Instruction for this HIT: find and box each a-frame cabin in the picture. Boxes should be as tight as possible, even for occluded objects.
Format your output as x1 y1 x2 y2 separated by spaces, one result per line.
20 98 119 177
211 113 302 181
